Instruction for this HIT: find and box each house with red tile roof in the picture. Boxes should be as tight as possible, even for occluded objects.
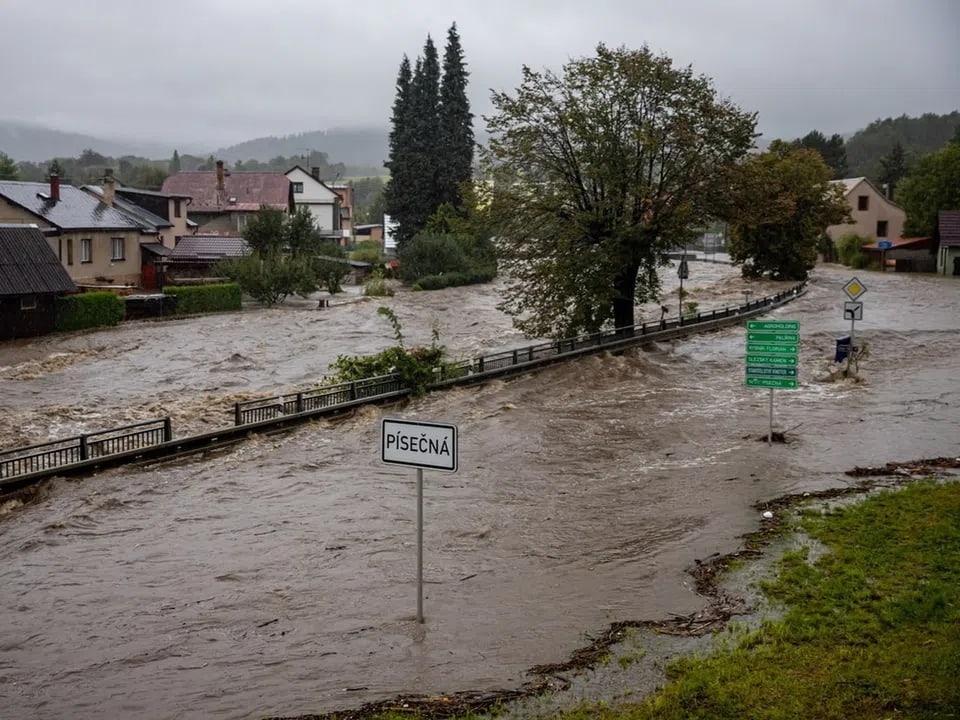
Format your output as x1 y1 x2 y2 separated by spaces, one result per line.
161 161 293 234
937 210 960 276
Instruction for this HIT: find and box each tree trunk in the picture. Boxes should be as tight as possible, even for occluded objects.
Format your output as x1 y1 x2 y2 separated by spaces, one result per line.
612 265 638 336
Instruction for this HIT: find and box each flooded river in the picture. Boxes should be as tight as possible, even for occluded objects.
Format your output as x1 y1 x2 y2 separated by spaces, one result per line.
1 263 958 719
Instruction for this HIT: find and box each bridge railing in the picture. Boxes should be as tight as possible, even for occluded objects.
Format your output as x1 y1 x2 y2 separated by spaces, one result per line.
0 418 172 481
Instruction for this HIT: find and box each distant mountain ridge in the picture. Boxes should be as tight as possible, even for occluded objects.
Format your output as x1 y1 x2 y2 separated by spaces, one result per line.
0 119 389 173
214 127 389 171
0 119 200 162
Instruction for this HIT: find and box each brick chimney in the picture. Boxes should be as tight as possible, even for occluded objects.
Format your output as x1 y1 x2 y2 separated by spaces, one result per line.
50 173 60 202
103 169 116 207
311 166 321 181
216 160 225 191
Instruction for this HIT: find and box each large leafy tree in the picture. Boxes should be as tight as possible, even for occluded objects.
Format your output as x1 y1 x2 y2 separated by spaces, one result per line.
727 142 849 280
438 22 474 208
897 140 960 237
793 130 849 179
0 151 19 180
485 44 756 338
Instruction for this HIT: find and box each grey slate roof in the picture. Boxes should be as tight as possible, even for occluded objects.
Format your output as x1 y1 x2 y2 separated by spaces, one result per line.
0 224 78 296
939 211 960 247
83 185 172 233
0 180 141 232
168 234 250 262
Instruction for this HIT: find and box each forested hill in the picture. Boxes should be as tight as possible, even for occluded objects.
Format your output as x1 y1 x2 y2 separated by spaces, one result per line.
214 127 388 173
846 111 960 180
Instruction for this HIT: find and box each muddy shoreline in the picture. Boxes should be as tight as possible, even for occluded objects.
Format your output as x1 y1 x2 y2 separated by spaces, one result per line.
268 456 960 720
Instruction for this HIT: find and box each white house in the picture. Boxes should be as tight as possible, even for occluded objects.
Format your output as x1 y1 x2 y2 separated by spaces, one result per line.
285 166 341 238
825 177 905 243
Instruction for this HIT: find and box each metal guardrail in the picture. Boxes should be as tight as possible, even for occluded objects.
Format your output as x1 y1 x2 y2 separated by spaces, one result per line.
233 374 404 425
0 418 171 481
0 281 804 488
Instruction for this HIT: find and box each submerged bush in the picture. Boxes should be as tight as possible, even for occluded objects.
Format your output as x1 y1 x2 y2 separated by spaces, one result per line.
55 291 125 331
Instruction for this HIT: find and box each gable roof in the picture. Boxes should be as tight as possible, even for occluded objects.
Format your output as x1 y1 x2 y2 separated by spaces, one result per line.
939 210 960 247
0 180 142 232
833 177 903 209
82 185 171 233
285 165 339 200
168 234 250 262
0 224 78 296
161 172 291 213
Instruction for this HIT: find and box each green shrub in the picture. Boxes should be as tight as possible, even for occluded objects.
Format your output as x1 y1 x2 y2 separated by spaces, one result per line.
350 241 383 265
164 283 242 314
836 233 873 268
398 233 470 283
362 268 394 297
55 291 125 332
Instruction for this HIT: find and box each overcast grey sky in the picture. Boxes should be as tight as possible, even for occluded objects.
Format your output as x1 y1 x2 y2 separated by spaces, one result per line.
1 0 958 148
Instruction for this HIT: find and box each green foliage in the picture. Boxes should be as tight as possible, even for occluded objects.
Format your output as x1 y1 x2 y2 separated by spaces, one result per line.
352 176 386 224
414 268 497 290
398 233 469 282
846 111 960 181
438 22 474 208
163 283 242 314
350 240 383 264
792 130 848 179
728 142 850 280
0 151 20 180
219 254 317 305
486 44 756 337
327 306 445 395
55 292 125 331
362 268 394 297
242 204 287 254
835 233 874 268
385 25 473 247
878 141 908 198
897 141 960 237
169 149 181 174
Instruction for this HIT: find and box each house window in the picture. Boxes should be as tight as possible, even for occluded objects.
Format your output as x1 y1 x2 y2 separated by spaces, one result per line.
173 199 182 218
81 238 92 263
857 195 869 211
111 237 126 260
292 182 304 194
876 220 888 238
20 294 37 310
66 237 74 265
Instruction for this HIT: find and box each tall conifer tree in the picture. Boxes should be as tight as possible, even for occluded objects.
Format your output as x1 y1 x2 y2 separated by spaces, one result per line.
438 22 474 208
384 55 414 242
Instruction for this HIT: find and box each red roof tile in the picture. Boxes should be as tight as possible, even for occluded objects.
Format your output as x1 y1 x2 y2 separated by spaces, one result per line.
161 172 291 213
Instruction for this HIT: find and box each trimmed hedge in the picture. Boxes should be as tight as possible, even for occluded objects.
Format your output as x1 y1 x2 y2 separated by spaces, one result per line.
413 268 497 291
55 292 125 332
164 283 242 315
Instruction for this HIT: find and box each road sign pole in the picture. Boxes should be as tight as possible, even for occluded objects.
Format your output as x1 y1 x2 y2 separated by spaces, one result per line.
768 388 774 445
416 467 424 624
849 314 856 372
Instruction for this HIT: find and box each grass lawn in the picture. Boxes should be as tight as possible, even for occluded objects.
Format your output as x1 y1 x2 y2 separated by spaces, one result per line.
561 479 960 720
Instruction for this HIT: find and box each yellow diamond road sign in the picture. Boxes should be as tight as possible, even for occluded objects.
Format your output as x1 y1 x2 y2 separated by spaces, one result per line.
843 277 867 301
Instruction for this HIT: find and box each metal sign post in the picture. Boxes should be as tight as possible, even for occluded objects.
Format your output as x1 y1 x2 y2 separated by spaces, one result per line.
745 320 801 444
381 418 458 624
842 277 867 368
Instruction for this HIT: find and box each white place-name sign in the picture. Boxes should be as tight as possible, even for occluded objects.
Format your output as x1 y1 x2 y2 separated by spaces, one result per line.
381 418 458 472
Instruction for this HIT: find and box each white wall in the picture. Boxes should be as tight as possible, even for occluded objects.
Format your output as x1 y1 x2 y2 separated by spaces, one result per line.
286 167 339 234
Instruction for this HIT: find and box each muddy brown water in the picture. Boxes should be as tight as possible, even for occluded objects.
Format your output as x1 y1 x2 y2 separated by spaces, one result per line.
1 263 958 720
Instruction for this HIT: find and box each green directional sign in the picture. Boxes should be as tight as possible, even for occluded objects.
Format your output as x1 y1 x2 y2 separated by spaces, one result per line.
748 320 800 332
746 354 798 366
746 377 798 389
747 332 800 343
746 366 798 377
747 342 798 355
745 319 800 391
